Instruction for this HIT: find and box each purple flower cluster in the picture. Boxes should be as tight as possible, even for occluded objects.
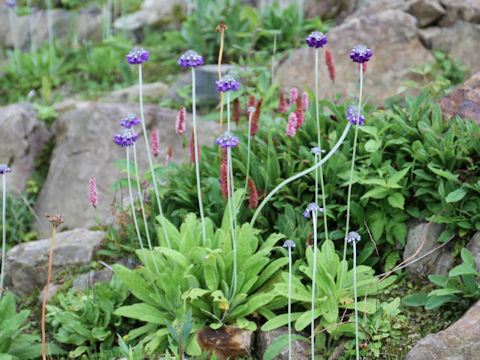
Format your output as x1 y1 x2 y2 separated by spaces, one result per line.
346 105 365 126
6 0 16 8
114 128 138 147
345 231 361 243
216 75 240 92
303 202 324 218
178 50 204 68
311 147 326 156
0 164 12 174
349 45 372 63
216 131 239 148
305 31 328 48
283 239 296 248
126 47 149 65
119 113 141 128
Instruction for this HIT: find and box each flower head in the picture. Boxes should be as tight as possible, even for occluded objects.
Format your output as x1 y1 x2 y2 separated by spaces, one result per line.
89 176 98 208
113 128 138 147
216 131 239 148
311 147 326 156
189 128 200 163
250 99 263 136
233 98 241 124
151 130 160 157
295 97 304 129
215 75 240 92
325 49 335 83
289 87 298 107
305 31 328 48
345 231 361 244
350 45 372 63
346 105 365 126
166 143 172 164
176 106 186 135
119 113 141 128
178 50 204 68
303 202 324 218
283 239 296 248
301 92 309 111
6 0 16 7
0 164 12 174
278 93 287 114
126 47 149 65
248 178 258 209
286 112 297 138
220 149 230 199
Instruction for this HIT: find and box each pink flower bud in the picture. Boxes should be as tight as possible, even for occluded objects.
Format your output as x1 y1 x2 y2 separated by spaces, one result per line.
176 106 186 135
150 129 160 157
289 87 298 107
286 112 297 138
301 91 309 111
248 178 258 209
89 176 98 208
325 49 335 83
278 93 287 114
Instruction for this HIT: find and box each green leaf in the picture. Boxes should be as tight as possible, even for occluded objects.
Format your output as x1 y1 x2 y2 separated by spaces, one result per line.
449 264 480 277
387 193 405 209
364 139 382 153
263 334 307 360
461 248 475 268
387 166 411 187
425 295 458 310
361 187 390 200
427 164 459 181
261 312 303 331
114 303 167 325
445 189 467 203
402 293 428 307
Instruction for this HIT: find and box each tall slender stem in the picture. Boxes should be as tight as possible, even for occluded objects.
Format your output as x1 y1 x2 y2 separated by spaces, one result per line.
288 247 292 360
270 34 277 83
191 67 207 244
311 214 318 360
353 241 359 360
315 49 329 245
251 123 352 226
239 110 253 212
126 148 149 273
0 174 6 300
341 64 363 285
46 0 54 72
138 64 171 248
42 225 57 360
133 144 159 274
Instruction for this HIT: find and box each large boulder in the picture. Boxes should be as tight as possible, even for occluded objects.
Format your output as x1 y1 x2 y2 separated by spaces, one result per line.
438 0 480 26
33 101 218 236
405 300 480 360
403 221 453 279
4 228 104 296
0 102 50 195
275 9 434 105
407 0 446 27
438 71 480 125
106 82 169 103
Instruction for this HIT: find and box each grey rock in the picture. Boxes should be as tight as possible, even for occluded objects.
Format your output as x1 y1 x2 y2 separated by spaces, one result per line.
33 102 218 236
165 65 239 105
275 9 434 105
466 231 480 274
418 26 442 48
428 21 480 76
439 0 480 26
106 82 169 103
72 268 113 291
328 340 347 360
403 221 453 279
5 229 104 296
303 0 356 22
256 327 309 360
405 300 480 360
38 282 63 304
408 0 446 27
344 0 409 21
0 102 49 195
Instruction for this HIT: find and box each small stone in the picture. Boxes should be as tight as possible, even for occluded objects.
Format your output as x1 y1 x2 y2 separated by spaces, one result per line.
196 326 253 360
256 327 309 360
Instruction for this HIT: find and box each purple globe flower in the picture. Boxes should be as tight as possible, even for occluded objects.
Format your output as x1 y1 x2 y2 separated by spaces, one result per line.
6 0 16 8
126 47 149 65
305 31 328 48
114 128 138 147
119 113 141 128
311 147 326 156
345 231 361 243
0 164 12 174
216 75 240 92
346 105 365 126
350 45 372 63
303 202 324 218
216 131 239 148
283 239 296 248
178 50 204 68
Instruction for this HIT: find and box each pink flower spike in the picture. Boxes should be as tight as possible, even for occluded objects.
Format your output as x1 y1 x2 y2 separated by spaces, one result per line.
89 176 98 208
301 92 309 111
165 143 172 165
286 112 297 138
189 128 200 163
176 106 186 135
289 87 298 107
325 49 336 83
220 149 230 199
278 93 287 113
295 97 304 129
150 129 160 157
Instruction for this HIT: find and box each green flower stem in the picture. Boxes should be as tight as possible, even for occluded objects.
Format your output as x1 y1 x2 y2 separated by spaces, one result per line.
191 67 207 244
353 240 359 360
315 48 329 245
133 144 159 274
126 147 150 274
287 246 293 360
138 64 171 248
342 64 364 283
238 109 254 213
250 122 352 226
46 0 54 72
0 174 6 300
311 213 318 360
